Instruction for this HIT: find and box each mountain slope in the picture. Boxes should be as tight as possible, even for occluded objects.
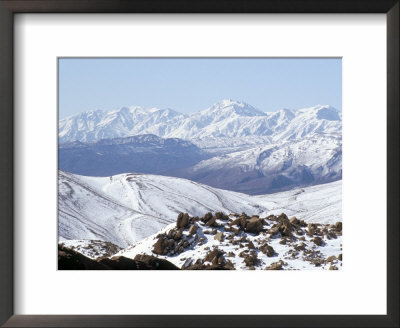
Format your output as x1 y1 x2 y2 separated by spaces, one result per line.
59 171 341 247
59 134 208 176
178 135 342 194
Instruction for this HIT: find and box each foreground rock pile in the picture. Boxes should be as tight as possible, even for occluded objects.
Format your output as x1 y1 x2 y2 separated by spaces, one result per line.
60 211 343 270
142 211 342 270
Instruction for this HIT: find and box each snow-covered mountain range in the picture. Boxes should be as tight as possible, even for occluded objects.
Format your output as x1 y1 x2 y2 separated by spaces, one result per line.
59 100 342 193
59 99 341 146
59 170 341 248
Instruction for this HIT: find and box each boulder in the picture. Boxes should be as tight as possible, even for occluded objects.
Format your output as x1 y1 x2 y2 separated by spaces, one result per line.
214 232 224 242
188 225 197 235
174 229 183 241
202 212 213 222
245 217 263 233
335 222 342 232
205 216 217 227
152 236 168 255
176 213 190 229
259 243 275 257
289 216 300 226
326 255 336 263
312 236 323 246
265 261 283 270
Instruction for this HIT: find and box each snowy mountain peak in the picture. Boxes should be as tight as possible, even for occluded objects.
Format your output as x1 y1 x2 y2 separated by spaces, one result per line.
299 105 341 121
206 99 266 117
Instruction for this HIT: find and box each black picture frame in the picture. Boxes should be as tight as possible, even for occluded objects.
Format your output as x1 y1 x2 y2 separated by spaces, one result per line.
0 0 398 327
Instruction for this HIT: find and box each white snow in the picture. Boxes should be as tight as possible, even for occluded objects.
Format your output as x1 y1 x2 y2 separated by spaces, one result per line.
59 170 341 248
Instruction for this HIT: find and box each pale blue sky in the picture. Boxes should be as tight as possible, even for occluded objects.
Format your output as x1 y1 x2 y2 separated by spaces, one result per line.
59 58 341 118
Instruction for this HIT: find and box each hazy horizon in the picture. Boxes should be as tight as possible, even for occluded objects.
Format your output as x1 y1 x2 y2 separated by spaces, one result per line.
59 58 342 119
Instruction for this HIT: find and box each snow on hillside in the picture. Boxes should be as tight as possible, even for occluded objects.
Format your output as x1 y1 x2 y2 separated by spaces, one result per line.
59 170 341 247
59 100 341 147
180 134 342 194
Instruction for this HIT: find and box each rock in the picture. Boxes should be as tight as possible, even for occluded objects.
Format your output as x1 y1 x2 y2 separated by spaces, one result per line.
328 231 337 239
326 255 336 263
279 238 288 245
289 216 299 226
230 218 241 227
211 228 217 235
307 223 316 236
312 236 323 246
329 265 338 270
204 248 224 263
245 217 263 233
152 236 168 255
277 214 293 237
269 226 280 237
58 245 109 270
206 216 217 227
265 261 283 270
294 242 306 251
259 243 275 257
338 253 342 261
247 241 255 249
228 251 235 257
176 213 190 229
335 222 342 232
174 229 183 241
58 245 180 270
214 232 224 242
266 214 277 221
133 254 179 270
198 237 206 245
188 225 197 235
244 253 259 267
202 212 213 222
181 258 193 269
167 239 175 248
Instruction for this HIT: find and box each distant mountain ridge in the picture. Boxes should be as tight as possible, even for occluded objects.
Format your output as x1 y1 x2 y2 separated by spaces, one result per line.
59 99 342 144
59 134 208 177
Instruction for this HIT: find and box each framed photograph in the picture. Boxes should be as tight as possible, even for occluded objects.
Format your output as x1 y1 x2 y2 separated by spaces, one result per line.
0 0 398 327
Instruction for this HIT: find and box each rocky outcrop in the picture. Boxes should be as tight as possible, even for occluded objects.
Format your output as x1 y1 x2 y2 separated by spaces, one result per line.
58 245 178 270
